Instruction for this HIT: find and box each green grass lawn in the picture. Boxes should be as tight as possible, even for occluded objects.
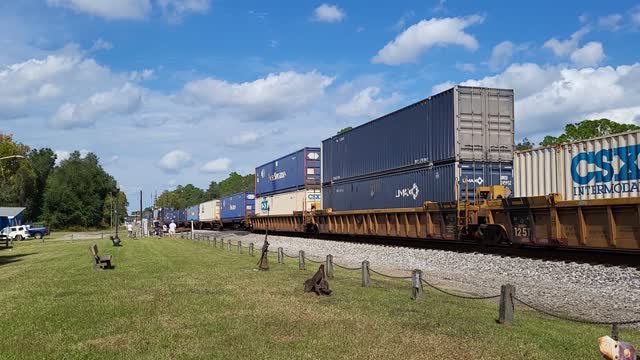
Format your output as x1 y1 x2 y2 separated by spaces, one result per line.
1 238 637 359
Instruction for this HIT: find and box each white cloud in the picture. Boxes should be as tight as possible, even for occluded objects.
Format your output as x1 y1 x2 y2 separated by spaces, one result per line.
54 150 71 165
431 81 455 94
269 40 279 48
372 15 484 65
543 26 589 57
46 0 152 20
49 83 143 129
91 38 113 51
489 41 514 70
392 10 415 31
156 0 211 23
312 4 346 23
200 157 232 173
455 63 476 72
432 0 447 13
226 132 260 146
0 46 123 118
632 8 640 26
129 69 155 81
158 150 192 173
433 62 640 138
570 41 605 67
182 71 334 120
598 14 622 31
336 86 401 118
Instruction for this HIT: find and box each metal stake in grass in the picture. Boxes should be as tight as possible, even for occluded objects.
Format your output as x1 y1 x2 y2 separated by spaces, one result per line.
249 243 254 257
237 241 242 254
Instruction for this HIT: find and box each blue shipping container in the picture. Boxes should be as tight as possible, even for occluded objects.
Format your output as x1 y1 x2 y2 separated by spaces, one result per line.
187 205 199 221
161 208 179 224
221 192 256 221
322 86 514 183
178 209 188 223
255 147 321 196
322 161 513 211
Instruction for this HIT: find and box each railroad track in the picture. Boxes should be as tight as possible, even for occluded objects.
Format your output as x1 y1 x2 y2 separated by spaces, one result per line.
248 229 640 267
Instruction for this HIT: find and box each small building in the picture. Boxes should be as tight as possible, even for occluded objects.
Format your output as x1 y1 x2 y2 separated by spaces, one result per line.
0 207 26 230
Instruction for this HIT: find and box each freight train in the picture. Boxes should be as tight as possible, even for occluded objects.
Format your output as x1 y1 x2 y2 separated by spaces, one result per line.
155 85 640 252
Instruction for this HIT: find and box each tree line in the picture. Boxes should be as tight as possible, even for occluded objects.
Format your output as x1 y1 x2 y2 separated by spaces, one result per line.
516 119 639 151
0 133 128 229
155 172 255 209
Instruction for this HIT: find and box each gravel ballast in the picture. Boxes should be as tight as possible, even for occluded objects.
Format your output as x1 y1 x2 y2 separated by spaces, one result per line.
192 230 640 326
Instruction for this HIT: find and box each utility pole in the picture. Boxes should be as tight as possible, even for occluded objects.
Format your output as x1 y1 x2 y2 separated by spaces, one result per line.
140 190 143 237
114 190 120 240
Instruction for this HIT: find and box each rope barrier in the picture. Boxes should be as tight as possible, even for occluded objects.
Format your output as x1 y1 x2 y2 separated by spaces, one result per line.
303 256 324 264
512 295 640 325
368 267 412 280
283 252 298 258
332 262 361 271
420 278 501 300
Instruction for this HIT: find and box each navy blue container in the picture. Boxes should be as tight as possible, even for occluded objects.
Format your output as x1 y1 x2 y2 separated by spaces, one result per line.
187 205 199 222
221 192 256 221
255 147 321 196
322 161 513 211
322 86 514 183
161 208 179 223
178 209 187 223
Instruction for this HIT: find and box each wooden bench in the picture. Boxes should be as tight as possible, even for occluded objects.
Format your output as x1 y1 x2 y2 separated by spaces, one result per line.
90 244 112 270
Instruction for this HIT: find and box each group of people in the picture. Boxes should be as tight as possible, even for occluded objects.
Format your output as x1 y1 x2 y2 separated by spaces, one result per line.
152 220 177 237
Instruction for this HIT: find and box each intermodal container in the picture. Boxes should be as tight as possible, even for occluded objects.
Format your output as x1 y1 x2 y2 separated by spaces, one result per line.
221 192 256 221
177 209 188 223
255 189 322 216
255 147 321 196
187 205 199 222
322 86 514 183
322 161 513 211
160 208 179 223
199 200 221 222
513 130 640 200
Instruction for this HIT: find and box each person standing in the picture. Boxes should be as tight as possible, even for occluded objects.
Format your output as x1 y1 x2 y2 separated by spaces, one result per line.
169 220 177 237
127 222 133 237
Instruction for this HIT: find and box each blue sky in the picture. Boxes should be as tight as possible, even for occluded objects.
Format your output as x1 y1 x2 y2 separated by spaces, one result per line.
2 0 640 208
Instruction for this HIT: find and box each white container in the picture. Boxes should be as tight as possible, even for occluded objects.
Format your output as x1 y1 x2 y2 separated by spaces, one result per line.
199 200 221 221
514 131 640 200
255 189 321 216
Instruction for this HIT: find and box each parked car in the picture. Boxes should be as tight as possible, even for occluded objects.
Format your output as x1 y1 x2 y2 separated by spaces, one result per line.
26 224 50 239
0 226 31 241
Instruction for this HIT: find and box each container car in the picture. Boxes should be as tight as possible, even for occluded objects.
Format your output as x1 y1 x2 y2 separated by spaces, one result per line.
221 192 255 228
199 200 221 222
322 86 514 183
160 208 179 224
514 130 640 200
187 205 199 222
255 189 321 216
322 161 513 211
255 147 321 196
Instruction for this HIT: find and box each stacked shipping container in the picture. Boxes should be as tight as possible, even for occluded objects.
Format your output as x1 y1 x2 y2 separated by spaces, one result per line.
199 200 221 222
255 147 322 215
514 130 640 200
322 86 515 211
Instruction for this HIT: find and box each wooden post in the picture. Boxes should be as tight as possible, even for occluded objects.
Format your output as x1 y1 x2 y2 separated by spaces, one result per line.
249 243 254 257
237 241 242 253
411 269 423 300
299 250 305 270
361 260 370 287
499 284 516 325
611 324 619 341
326 254 334 279
278 247 284 264
227 241 232 251
101 233 104 239
220 238 224 248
